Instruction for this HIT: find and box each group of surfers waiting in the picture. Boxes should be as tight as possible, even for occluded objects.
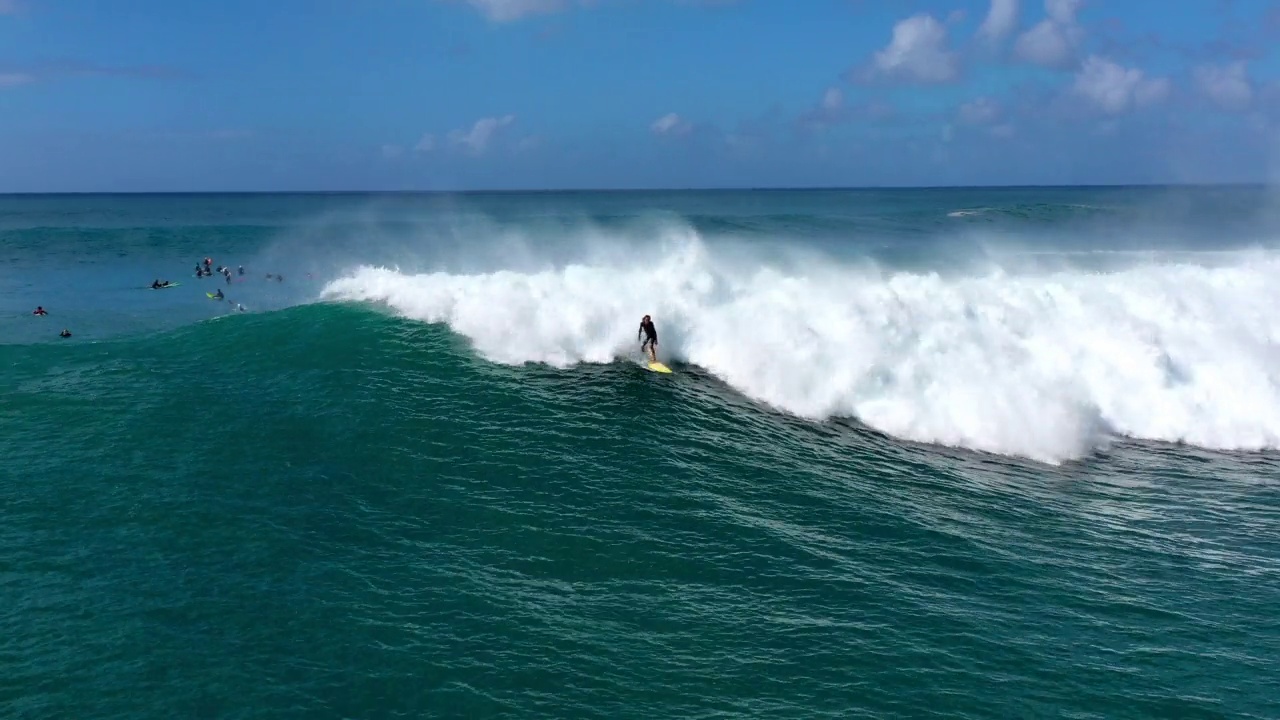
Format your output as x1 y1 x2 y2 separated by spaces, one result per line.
34 256 288 338
193 257 285 285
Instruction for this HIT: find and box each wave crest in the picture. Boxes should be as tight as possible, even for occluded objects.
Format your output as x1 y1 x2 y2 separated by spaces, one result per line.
321 230 1280 463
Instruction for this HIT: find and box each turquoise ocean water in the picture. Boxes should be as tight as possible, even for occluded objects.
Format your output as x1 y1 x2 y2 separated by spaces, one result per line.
2 187 1279 719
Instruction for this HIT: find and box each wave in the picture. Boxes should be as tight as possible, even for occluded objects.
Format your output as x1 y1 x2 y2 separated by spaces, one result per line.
320 227 1280 464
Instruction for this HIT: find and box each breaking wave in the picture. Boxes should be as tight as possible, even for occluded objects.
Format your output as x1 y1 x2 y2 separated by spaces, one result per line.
321 228 1280 464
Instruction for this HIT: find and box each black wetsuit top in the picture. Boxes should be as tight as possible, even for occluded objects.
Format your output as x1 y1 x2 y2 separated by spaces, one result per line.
639 319 657 343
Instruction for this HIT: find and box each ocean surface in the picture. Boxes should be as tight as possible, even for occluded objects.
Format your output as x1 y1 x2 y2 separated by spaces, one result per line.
2 187 1279 719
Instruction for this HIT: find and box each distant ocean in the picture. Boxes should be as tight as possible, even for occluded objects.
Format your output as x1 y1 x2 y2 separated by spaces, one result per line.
2 187 1278 719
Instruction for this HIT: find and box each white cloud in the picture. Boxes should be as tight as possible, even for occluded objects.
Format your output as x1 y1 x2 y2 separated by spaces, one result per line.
0 72 34 87
448 114 515 153
1194 62 1252 112
820 87 842 111
1013 0 1081 69
1045 0 1076 23
958 97 1001 124
381 144 404 159
977 0 1019 44
414 133 437 152
1072 56 1170 115
871 14 958 84
460 0 568 22
797 87 847 130
651 112 693 136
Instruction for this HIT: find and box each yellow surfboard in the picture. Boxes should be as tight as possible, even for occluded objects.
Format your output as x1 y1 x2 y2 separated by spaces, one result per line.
646 361 673 374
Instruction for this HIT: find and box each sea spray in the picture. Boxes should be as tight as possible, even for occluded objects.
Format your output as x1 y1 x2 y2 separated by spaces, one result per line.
322 231 1280 463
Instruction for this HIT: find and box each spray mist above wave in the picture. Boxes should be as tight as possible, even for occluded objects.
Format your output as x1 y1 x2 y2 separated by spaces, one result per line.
321 227 1280 464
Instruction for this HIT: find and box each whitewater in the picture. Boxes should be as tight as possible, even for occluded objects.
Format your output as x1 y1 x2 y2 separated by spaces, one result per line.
321 227 1280 464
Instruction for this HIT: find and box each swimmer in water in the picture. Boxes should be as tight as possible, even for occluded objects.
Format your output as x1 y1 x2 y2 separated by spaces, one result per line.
33 306 47 316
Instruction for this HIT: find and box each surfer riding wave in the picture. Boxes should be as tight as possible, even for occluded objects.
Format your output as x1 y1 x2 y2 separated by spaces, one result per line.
638 314 658 363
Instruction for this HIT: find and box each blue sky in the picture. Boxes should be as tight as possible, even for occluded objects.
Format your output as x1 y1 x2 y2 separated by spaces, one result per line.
1 0 1279 191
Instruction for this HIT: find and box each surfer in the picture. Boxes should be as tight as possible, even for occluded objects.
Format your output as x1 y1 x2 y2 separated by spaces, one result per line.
238 265 245 276
213 289 224 300
59 329 71 338
638 314 658 363
33 306 47 316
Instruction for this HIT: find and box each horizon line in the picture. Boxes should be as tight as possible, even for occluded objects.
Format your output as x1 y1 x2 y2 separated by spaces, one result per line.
0 181 1275 196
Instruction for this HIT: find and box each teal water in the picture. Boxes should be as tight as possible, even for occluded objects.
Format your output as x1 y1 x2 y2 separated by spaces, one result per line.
3 188 1280 719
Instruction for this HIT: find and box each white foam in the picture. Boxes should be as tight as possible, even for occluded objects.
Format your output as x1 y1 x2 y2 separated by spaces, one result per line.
321 229 1280 463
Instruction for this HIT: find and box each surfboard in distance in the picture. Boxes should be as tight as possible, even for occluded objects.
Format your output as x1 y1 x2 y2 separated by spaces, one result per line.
646 361 673 374
206 292 223 300
149 283 180 289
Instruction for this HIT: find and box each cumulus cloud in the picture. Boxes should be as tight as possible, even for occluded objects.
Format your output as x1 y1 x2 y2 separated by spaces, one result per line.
977 0 1019 45
1194 62 1252 112
1013 0 1082 69
1072 56 1170 115
868 14 959 84
448 114 515 153
799 89 904 135
798 87 848 129
651 112 693 136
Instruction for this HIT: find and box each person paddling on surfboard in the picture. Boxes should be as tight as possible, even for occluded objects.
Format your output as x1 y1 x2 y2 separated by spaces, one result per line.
638 315 658 363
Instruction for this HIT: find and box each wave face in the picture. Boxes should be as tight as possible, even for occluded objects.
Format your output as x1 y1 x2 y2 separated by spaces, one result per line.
323 227 1280 463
